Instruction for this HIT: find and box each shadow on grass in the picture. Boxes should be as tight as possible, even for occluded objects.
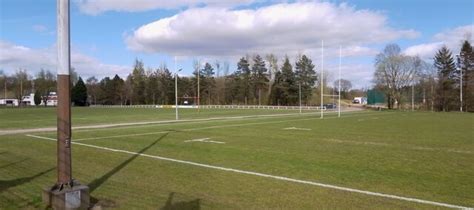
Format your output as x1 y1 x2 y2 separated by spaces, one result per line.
0 158 28 170
0 167 55 193
160 192 201 210
88 132 169 193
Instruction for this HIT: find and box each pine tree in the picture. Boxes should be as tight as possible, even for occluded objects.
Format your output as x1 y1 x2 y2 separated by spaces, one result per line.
434 46 456 111
280 57 298 105
201 63 216 104
71 77 88 106
295 55 317 104
112 74 125 105
270 71 284 105
34 89 41 106
459 40 474 112
251 55 268 104
157 67 174 104
237 57 252 104
131 59 146 104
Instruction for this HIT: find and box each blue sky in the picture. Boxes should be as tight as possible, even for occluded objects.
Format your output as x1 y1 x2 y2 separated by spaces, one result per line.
1 0 473 88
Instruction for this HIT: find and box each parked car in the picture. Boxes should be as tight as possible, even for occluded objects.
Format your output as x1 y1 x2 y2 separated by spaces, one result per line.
324 103 337 109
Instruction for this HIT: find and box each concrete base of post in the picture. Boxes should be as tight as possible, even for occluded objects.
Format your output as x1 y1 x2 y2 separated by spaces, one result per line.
43 183 90 210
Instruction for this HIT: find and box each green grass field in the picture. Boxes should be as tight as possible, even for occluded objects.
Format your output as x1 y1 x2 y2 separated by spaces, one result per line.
0 107 473 209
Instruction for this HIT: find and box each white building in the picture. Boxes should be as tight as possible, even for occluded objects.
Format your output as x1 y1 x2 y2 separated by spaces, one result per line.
46 92 58 106
21 93 36 106
1 92 58 107
0 99 19 106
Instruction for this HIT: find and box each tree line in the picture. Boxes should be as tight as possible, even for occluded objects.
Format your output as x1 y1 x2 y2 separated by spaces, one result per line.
373 40 474 112
4 53 360 107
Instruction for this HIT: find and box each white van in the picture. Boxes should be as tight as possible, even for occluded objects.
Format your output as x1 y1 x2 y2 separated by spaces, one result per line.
352 97 367 105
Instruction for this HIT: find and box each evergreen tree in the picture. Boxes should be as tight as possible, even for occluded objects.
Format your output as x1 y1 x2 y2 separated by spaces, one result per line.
131 59 146 104
71 77 88 106
280 57 298 105
237 57 252 104
270 71 284 105
434 46 456 111
157 67 174 105
34 89 41 106
251 55 268 104
226 73 241 104
112 74 125 104
459 40 474 112
145 70 159 104
201 63 216 104
295 55 317 104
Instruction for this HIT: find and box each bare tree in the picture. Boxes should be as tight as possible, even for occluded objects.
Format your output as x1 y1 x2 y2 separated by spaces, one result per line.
333 79 352 99
265 54 278 101
373 44 421 109
86 76 98 105
13 69 31 105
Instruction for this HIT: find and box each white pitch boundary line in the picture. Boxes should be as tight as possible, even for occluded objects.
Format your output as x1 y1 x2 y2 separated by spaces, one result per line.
283 127 312 131
184 138 225 144
322 138 473 155
74 131 170 141
70 112 392 142
71 109 366 133
25 134 471 209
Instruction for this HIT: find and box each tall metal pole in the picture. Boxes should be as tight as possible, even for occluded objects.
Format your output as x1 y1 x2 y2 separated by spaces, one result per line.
175 56 179 120
57 0 72 187
338 46 341 118
320 40 324 119
299 83 302 114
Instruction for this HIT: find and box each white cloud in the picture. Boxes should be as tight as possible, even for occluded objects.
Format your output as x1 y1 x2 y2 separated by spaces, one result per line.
404 24 473 59
75 0 256 15
126 2 418 58
0 40 130 78
404 42 444 59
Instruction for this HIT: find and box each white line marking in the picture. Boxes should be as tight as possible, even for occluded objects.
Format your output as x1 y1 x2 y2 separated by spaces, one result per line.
184 138 225 144
205 140 226 144
25 134 471 209
74 131 170 141
183 137 211 142
26 134 57 141
4 110 358 135
64 112 393 142
322 139 472 155
283 127 312 131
